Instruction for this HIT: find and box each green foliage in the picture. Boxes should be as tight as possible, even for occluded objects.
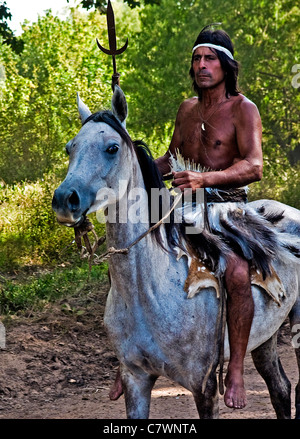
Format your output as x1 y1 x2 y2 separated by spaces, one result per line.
0 176 69 268
0 9 111 183
124 0 300 167
0 1 23 53
0 174 106 269
0 1 299 314
248 164 300 210
0 171 108 314
1 0 298 182
75 0 160 12
0 3 146 183
0 1 12 38
0 261 108 314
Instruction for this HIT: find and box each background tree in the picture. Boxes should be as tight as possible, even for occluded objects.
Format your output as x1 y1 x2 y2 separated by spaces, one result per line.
0 8 119 182
72 0 160 12
0 1 23 53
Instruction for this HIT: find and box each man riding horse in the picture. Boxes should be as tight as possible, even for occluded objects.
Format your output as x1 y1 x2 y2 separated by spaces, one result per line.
111 25 263 410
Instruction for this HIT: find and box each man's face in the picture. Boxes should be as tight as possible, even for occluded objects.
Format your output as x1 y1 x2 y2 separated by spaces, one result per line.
192 46 225 90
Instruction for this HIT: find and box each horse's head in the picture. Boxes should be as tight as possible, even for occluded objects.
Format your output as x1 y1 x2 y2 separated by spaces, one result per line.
52 86 134 226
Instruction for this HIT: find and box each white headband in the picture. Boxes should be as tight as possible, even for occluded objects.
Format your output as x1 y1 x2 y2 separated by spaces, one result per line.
192 43 234 60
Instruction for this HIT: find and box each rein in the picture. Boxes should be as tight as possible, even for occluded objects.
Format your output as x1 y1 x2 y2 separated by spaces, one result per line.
73 192 183 269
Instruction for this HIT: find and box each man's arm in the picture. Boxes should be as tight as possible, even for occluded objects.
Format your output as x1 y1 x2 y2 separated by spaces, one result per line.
172 99 263 191
154 103 185 176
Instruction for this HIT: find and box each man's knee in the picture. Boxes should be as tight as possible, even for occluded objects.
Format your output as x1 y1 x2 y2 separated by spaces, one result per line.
225 255 251 295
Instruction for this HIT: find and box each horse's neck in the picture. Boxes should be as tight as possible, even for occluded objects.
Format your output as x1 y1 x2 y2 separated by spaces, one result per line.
106 164 150 248
105 163 172 287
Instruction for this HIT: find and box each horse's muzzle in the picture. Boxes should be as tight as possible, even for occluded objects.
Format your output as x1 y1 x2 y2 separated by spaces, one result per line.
52 187 83 227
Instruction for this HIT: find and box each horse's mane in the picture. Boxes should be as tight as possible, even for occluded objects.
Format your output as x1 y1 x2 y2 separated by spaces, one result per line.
83 110 133 146
133 140 179 250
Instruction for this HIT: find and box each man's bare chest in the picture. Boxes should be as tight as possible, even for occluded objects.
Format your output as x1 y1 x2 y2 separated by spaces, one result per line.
179 113 239 169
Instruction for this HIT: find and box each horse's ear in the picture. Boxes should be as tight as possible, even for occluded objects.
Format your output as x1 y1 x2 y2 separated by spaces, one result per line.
77 92 92 124
111 85 128 127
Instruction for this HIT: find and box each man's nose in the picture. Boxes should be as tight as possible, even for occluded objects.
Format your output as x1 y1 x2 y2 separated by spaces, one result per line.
199 59 207 69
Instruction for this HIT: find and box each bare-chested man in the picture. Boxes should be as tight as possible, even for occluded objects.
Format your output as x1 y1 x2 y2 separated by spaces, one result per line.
110 26 263 410
155 27 262 409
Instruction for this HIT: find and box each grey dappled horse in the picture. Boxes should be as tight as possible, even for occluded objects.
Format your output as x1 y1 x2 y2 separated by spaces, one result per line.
52 86 300 419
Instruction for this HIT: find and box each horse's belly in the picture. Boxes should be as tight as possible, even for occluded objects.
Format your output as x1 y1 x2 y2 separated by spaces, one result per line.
104 286 220 385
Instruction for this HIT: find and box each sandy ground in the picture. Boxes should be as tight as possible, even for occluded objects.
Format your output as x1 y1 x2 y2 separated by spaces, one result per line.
0 281 298 420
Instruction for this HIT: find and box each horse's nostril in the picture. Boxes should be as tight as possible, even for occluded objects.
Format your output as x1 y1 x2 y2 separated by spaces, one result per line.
67 190 80 212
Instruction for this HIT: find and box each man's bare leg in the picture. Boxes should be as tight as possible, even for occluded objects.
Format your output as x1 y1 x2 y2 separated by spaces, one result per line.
224 253 254 409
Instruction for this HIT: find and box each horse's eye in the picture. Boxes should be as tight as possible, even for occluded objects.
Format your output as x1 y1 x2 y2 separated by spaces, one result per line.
106 144 119 154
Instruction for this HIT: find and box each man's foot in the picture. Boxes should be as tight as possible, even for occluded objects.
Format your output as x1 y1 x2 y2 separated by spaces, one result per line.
109 368 124 401
224 369 247 409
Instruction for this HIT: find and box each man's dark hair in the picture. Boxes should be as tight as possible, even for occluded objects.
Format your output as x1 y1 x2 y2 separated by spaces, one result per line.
189 26 240 99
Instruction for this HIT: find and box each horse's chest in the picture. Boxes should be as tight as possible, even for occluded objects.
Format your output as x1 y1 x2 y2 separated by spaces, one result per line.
105 289 186 372
105 305 165 374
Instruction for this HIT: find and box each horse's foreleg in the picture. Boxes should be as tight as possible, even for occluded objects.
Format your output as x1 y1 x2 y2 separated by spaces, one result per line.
121 365 157 419
289 296 300 419
192 372 219 419
251 333 291 419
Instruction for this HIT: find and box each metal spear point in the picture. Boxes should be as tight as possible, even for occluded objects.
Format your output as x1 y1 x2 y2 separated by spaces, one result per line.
96 0 128 79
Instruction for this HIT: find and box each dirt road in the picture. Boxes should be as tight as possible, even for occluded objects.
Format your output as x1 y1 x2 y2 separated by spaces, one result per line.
0 283 298 419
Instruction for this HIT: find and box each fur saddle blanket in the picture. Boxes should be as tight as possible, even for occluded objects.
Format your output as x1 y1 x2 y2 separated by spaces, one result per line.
169 151 300 305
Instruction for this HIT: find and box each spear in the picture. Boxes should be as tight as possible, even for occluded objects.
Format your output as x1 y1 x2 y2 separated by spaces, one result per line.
96 0 128 87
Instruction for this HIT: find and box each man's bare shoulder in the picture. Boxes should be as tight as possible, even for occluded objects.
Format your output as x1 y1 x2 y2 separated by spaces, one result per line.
231 94 262 139
176 97 198 119
232 93 259 113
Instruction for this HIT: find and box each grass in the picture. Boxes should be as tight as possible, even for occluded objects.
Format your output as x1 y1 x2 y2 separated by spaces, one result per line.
0 260 108 315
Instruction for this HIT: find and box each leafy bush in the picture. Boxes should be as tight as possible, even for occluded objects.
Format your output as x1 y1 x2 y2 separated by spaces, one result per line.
0 261 108 314
0 174 106 269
